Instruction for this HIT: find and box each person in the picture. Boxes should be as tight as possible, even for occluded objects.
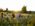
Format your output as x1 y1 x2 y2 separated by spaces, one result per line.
16 13 22 22
1 13 3 18
16 13 19 19
19 13 21 18
1 13 4 22
12 13 15 18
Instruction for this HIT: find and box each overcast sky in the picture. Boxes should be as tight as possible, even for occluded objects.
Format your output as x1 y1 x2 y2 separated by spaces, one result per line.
0 0 35 11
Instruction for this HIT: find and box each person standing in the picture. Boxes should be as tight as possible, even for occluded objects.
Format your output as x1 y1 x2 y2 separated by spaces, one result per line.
12 13 15 18
16 13 22 22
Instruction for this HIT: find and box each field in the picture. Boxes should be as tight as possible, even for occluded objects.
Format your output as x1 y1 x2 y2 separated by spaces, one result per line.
0 12 35 26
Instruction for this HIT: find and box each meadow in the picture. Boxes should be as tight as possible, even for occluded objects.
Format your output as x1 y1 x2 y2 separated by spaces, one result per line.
0 12 35 26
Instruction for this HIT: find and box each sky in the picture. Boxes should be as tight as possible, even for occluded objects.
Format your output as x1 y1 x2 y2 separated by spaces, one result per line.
0 0 35 11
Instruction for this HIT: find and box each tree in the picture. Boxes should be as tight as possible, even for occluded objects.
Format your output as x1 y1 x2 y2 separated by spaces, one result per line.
0 8 3 12
6 8 8 11
22 6 26 13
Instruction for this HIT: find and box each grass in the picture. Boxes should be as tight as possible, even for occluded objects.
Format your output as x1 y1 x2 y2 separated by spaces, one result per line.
0 14 35 26
0 17 27 26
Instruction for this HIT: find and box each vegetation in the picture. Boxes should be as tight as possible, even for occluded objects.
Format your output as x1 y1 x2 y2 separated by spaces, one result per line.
0 6 35 26
21 6 26 13
0 13 34 26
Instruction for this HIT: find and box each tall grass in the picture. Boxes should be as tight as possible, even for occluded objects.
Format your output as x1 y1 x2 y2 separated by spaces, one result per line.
0 14 33 26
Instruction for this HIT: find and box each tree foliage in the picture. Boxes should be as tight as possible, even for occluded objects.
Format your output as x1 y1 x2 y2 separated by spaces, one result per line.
22 6 26 13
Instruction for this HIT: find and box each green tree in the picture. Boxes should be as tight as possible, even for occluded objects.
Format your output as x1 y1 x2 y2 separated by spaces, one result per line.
22 6 26 13
6 8 8 11
0 8 3 12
